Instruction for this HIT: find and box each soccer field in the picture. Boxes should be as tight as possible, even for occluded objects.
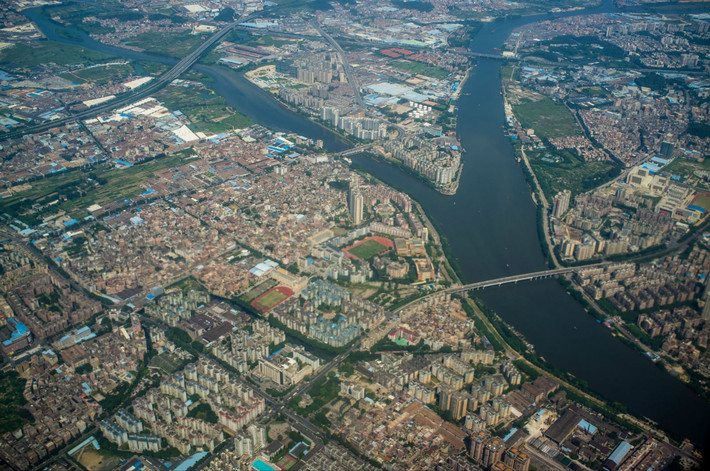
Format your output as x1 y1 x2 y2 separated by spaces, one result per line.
252 286 293 312
347 239 388 259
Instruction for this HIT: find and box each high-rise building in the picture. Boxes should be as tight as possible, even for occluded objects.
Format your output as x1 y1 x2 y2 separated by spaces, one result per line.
504 447 530 471
660 141 675 160
348 176 364 225
131 313 142 340
468 431 488 462
451 392 470 421
438 385 454 412
552 190 571 218
482 436 505 469
703 280 710 321
681 53 699 68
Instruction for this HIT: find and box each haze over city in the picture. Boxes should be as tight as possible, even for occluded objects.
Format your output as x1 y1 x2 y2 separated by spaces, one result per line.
1 0 710 470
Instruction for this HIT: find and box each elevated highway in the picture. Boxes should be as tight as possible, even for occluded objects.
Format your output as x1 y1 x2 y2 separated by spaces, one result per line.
0 17 249 142
313 21 364 108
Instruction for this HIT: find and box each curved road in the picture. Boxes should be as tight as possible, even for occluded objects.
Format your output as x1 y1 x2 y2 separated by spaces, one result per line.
0 15 256 142
314 21 364 108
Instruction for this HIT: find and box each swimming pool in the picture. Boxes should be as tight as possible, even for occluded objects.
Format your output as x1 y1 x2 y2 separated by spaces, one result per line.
251 458 277 471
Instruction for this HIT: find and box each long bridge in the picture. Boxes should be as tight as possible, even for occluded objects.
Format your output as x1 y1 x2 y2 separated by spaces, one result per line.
333 143 376 157
460 51 518 60
449 266 582 292
392 264 604 315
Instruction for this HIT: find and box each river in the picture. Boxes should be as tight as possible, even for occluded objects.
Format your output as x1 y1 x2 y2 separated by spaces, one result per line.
24 0 710 448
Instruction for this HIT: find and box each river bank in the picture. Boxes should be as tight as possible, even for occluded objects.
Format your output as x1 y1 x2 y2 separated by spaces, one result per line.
21 0 710 449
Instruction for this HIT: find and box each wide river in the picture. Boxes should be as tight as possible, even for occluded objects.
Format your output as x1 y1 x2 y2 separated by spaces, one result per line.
25 0 710 448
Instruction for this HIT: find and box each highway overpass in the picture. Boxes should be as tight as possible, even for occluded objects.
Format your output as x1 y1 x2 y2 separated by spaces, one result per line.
0 16 251 142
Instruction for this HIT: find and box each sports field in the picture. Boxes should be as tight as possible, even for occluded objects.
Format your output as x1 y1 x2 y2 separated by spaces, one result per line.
251 286 294 312
690 193 710 212
344 236 393 260
275 454 297 470
242 279 277 302
76 448 121 471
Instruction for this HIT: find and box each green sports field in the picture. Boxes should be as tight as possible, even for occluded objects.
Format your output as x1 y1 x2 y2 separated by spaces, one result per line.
347 239 388 259
251 286 293 312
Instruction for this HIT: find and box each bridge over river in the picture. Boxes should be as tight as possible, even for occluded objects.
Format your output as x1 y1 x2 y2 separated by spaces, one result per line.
392 264 605 315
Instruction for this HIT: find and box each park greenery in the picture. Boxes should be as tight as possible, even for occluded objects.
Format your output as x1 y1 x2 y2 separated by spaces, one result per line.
187 403 219 423
526 148 621 200
154 79 253 133
293 371 341 415
390 60 450 79
0 41 113 67
0 371 33 433
512 96 581 140
60 63 136 86
125 31 208 58
0 151 199 224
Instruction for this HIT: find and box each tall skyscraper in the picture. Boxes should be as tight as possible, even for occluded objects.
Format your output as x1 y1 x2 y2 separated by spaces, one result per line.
348 176 363 225
451 392 470 421
552 189 571 218
438 385 454 412
131 313 142 339
504 447 531 471
703 279 710 321
482 436 505 469
660 141 675 160
469 431 488 462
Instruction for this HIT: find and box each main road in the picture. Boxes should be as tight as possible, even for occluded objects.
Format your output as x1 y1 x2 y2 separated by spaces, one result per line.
0 15 254 142
313 21 364 108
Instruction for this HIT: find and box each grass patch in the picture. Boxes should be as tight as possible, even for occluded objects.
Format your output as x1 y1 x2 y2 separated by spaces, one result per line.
391 0 434 12
0 41 113 68
347 239 388 260
241 279 278 302
150 351 189 374
390 60 449 79
661 158 710 188
513 96 581 139
154 80 253 133
135 61 171 76
527 148 620 200
0 153 198 223
252 287 290 312
500 64 521 83
244 34 298 48
576 86 608 98
60 63 135 86
125 31 208 58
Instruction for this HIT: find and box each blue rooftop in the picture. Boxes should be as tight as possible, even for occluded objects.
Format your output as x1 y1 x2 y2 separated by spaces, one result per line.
608 441 632 465
173 452 208 471
2 318 29 346
577 419 597 434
